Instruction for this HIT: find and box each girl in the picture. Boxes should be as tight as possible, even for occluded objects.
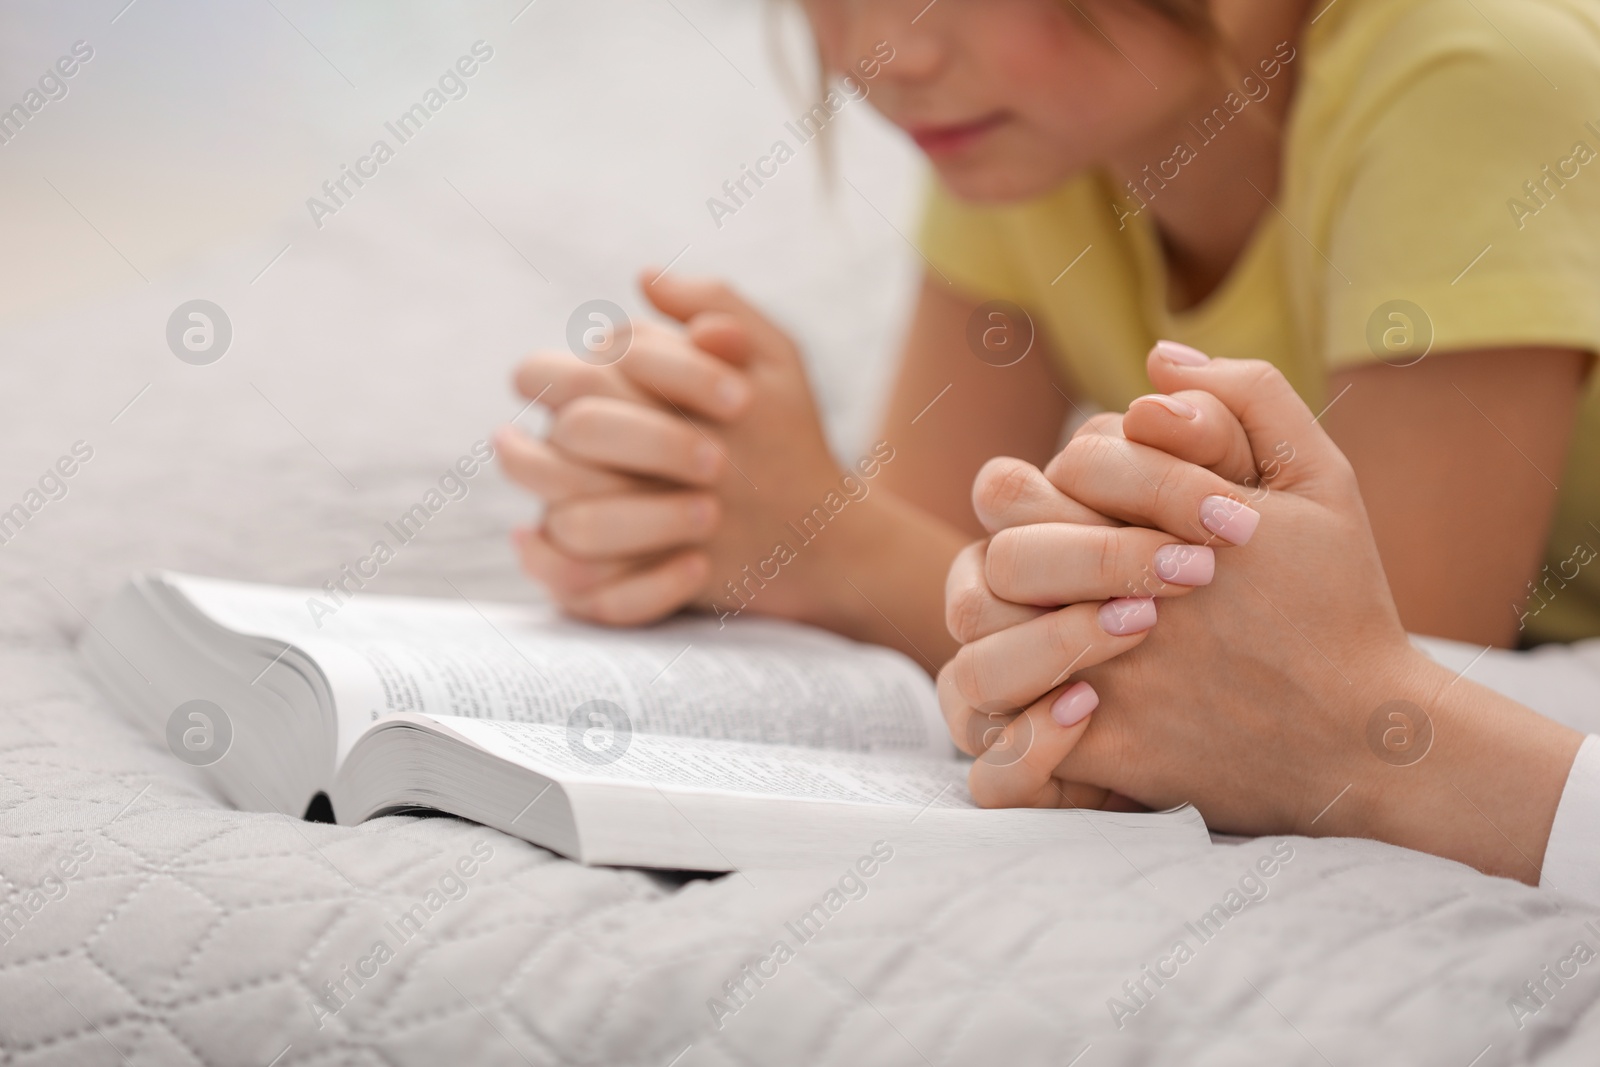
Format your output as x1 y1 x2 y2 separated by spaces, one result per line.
496 0 1600 672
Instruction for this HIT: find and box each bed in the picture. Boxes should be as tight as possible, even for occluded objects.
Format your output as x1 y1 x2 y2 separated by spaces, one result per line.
4 2 1600 1063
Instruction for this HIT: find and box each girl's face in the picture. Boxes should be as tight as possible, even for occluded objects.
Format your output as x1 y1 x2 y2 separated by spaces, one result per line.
802 0 1209 202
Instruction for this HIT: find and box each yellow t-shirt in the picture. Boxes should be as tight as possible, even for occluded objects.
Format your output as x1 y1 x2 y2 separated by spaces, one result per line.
919 0 1600 644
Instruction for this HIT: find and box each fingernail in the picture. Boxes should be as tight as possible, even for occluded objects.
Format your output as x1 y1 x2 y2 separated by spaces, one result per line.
1131 393 1198 419
1051 681 1099 727
1099 597 1157 636
1200 495 1261 545
716 376 750 413
696 442 721 478
1154 340 1210 366
1154 544 1215 585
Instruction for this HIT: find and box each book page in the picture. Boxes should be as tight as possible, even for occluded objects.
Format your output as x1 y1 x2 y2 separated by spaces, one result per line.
166 574 946 764
344 716 1206 872
441 716 971 808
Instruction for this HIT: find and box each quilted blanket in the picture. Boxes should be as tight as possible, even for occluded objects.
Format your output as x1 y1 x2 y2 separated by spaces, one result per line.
4 1 1600 1064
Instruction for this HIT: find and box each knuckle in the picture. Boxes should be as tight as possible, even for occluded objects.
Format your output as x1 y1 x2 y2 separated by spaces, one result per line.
616 329 674 375
1051 431 1112 486
1044 606 1087 667
524 543 595 596
967 761 1017 810
947 707 991 759
1078 429 1121 463
1090 525 1127 582
954 718 985 757
967 764 1000 808
945 541 988 604
1075 412 1123 440
1328 450 1358 485
979 717 1014 757
543 503 603 554
983 528 1028 599
936 663 967 727
582 586 638 627
946 581 992 644
506 448 558 495
946 644 988 709
1151 456 1194 507
939 656 1011 756
973 458 1035 518
552 396 611 442
542 558 594 595
1237 358 1281 389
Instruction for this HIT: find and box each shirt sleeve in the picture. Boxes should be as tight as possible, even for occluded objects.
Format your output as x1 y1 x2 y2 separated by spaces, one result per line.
1320 1 1600 368
1542 734 1600 897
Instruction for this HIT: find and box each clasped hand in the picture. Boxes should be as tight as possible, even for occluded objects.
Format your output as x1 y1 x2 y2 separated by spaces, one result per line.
496 270 850 627
500 282 1583 876
943 343 1426 837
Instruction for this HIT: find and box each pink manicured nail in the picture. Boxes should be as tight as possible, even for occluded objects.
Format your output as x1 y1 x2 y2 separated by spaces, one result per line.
1099 597 1157 636
1131 393 1198 419
1051 681 1099 727
1199 495 1260 545
1153 340 1210 366
1154 544 1214 585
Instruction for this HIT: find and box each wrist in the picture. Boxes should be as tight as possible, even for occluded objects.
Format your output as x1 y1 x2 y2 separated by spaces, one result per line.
1333 645 1584 883
701 453 964 669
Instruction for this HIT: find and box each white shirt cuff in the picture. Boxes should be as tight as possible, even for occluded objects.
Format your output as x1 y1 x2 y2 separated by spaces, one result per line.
1541 734 1600 897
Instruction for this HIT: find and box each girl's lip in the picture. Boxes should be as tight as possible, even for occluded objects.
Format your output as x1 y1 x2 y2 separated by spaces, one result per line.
906 112 1008 156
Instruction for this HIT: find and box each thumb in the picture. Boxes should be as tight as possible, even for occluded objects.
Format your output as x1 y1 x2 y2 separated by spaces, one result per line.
1123 390 1256 485
1145 342 1349 496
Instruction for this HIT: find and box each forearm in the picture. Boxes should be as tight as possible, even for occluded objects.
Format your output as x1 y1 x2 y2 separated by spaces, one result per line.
796 489 967 671
874 277 1073 539
1324 349 1587 647
1334 648 1584 884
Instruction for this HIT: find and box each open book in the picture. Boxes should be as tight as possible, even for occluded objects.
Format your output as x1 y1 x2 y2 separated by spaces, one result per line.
83 573 1207 870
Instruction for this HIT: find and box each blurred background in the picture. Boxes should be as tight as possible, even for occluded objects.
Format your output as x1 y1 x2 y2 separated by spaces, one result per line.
0 0 921 621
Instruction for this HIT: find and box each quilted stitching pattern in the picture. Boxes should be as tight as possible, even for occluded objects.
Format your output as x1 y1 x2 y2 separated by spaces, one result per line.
7 652 1600 1066
3 2 1599 1061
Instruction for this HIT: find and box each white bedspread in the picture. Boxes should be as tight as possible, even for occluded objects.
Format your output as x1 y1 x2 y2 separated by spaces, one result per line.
3 2 1600 1063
